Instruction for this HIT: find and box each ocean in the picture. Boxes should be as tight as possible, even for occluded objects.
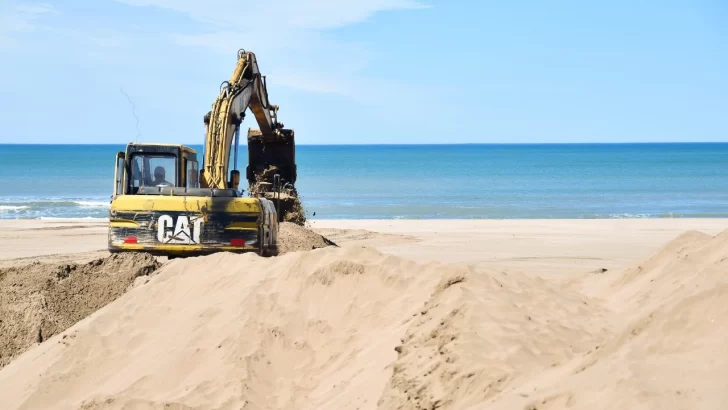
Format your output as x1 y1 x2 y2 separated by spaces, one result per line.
1 143 727 220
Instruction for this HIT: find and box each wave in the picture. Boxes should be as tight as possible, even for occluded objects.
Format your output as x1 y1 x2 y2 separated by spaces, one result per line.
1 197 727 220
38 217 109 221
0 205 30 212
0 197 110 220
0 199 109 208
75 201 110 207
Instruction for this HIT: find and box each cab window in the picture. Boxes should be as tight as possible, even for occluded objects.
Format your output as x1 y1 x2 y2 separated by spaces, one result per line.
129 154 177 190
186 160 199 188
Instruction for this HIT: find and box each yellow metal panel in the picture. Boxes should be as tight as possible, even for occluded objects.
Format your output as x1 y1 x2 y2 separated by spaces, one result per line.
110 195 261 214
109 220 141 228
116 244 146 251
114 244 257 252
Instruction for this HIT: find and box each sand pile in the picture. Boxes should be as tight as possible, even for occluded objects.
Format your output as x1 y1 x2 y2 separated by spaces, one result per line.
1 230 727 409
378 265 613 410
0 223 331 368
0 247 442 409
482 229 728 410
277 221 337 254
0 253 162 369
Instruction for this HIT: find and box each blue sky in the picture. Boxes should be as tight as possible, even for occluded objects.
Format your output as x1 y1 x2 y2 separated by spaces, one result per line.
0 0 725 144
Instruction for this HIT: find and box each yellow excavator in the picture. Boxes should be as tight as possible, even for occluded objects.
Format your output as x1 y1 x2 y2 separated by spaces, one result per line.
107 49 298 257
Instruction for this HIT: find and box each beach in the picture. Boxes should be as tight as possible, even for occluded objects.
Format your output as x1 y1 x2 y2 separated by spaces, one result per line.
2 0 724 406
1 218 727 409
2 218 727 273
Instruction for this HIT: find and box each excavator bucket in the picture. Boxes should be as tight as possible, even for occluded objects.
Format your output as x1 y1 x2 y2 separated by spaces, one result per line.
246 128 304 224
246 128 296 187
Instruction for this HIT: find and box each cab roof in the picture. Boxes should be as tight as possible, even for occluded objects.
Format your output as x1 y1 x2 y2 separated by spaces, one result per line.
126 142 197 154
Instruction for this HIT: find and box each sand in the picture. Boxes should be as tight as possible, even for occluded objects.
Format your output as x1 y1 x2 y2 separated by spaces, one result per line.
0 253 163 368
277 222 338 254
0 219 108 261
0 222 336 370
0 218 726 409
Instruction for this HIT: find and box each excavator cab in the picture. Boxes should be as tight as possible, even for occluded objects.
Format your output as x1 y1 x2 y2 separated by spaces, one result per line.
109 142 278 257
113 143 249 196
114 143 200 195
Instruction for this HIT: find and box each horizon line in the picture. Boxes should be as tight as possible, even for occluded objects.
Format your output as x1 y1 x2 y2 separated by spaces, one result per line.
1 141 726 146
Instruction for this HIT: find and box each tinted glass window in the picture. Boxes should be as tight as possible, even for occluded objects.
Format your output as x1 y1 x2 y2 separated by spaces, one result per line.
186 160 199 188
130 154 176 189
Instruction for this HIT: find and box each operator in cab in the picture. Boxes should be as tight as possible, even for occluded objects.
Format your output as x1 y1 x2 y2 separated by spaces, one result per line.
152 166 173 186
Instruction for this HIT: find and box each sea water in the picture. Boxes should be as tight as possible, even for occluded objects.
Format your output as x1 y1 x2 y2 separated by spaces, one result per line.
1 143 727 220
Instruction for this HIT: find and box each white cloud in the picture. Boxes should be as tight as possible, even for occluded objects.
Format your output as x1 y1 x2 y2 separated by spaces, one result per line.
169 28 372 97
113 0 429 30
14 3 54 15
0 1 55 48
112 0 430 101
0 0 433 142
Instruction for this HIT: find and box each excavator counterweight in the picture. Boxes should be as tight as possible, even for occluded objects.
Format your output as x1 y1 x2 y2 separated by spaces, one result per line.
107 49 300 258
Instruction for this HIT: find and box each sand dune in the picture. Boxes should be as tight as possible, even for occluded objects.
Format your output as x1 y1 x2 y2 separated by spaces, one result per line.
483 229 728 410
0 228 727 409
0 247 442 409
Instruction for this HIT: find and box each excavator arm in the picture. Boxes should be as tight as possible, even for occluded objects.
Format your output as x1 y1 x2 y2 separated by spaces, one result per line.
200 49 291 190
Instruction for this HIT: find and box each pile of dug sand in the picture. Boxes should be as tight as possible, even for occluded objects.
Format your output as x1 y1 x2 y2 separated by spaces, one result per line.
1 230 727 410
277 221 337 254
0 223 331 367
466 229 728 410
0 253 162 369
281 194 307 225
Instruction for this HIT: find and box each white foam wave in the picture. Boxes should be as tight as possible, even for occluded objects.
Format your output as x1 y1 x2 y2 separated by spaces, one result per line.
0 205 29 212
38 217 109 221
607 213 651 219
75 201 110 207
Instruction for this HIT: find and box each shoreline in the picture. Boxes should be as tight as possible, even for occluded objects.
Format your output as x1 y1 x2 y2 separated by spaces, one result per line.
3 215 728 221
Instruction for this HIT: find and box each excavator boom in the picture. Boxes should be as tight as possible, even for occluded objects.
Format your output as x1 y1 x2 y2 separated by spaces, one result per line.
201 50 294 194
